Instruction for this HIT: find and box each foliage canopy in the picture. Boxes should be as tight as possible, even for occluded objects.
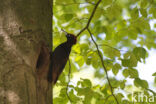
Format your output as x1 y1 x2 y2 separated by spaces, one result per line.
53 0 156 104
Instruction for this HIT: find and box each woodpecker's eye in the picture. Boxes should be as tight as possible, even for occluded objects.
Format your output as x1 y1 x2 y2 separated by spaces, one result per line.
67 34 73 38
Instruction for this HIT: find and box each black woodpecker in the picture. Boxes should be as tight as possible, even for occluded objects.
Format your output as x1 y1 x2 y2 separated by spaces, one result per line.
47 30 77 84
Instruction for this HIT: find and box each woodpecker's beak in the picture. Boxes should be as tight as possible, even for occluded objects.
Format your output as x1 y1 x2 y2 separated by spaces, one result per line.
61 29 68 36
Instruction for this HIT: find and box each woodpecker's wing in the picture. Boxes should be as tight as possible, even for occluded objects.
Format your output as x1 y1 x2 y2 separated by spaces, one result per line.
51 43 71 84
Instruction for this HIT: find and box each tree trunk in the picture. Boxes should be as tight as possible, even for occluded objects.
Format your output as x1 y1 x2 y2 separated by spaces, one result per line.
0 0 52 104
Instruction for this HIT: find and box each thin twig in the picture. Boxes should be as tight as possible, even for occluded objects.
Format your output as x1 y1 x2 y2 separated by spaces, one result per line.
77 0 102 37
66 59 73 103
87 28 119 104
98 44 120 52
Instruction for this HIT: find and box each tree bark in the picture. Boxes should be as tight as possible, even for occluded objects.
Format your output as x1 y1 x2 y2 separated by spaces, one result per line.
0 0 52 104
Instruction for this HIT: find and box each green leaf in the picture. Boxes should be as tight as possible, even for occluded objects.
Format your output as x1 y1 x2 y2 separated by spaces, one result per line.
103 59 113 71
116 93 124 102
92 58 100 69
122 54 138 67
128 27 138 39
54 97 67 104
123 69 129 78
122 68 138 78
105 26 115 40
110 79 120 88
134 78 148 88
129 68 138 78
91 52 101 69
93 8 103 20
133 47 147 62
102 0 113 6
121 100 131 104
94 69 104 78
116 29 128 40
75 55 84 67
106 95 117 103
105 4 122 20
132 17 150 31
81 78 92 88
103 47 121 58
62 13 73 21
72 44 81 54
69 89 80 102
116 20 127 30
60 88 67 97
86 57 92 65
120 80 126 89
77 87 89 96
152 72 156 76
154 24 156 28
80 43 89 55
123 52 131 59
86 51 99 68
149 7 156 18
76 87 93 104
112 63 121 75
131 7 139 19
140 0 149 8
140 8 147 17
53 88 68 104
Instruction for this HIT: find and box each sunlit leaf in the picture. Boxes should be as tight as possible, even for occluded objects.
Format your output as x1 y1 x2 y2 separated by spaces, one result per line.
149 6 156 18
110 79 120 88
75 55 85 67
130 7 139 19
122 54 138 67
116 93 124 102
140 0 149 8
128 68 138 78
133 47 147 62
82 78 92 87
134 78 148 88
152 72 156 76
103 59 113 71
140 8 147 17
120 80 126 89
101 0 113 7
123 69 129 78
69 89 80 102
112 63 121 75
103 47 121 58
105 4 122 20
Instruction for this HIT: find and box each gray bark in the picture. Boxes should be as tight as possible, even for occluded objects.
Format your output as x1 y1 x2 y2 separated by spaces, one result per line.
0 0 52 104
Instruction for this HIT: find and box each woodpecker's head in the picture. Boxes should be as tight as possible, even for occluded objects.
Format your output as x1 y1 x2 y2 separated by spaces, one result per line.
62 29 77 45
66 33 77 44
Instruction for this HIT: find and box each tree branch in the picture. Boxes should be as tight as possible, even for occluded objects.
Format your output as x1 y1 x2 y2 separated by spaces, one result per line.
146 88 156 95
77 0 102 37
98 44 120 52
87 28 119 104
